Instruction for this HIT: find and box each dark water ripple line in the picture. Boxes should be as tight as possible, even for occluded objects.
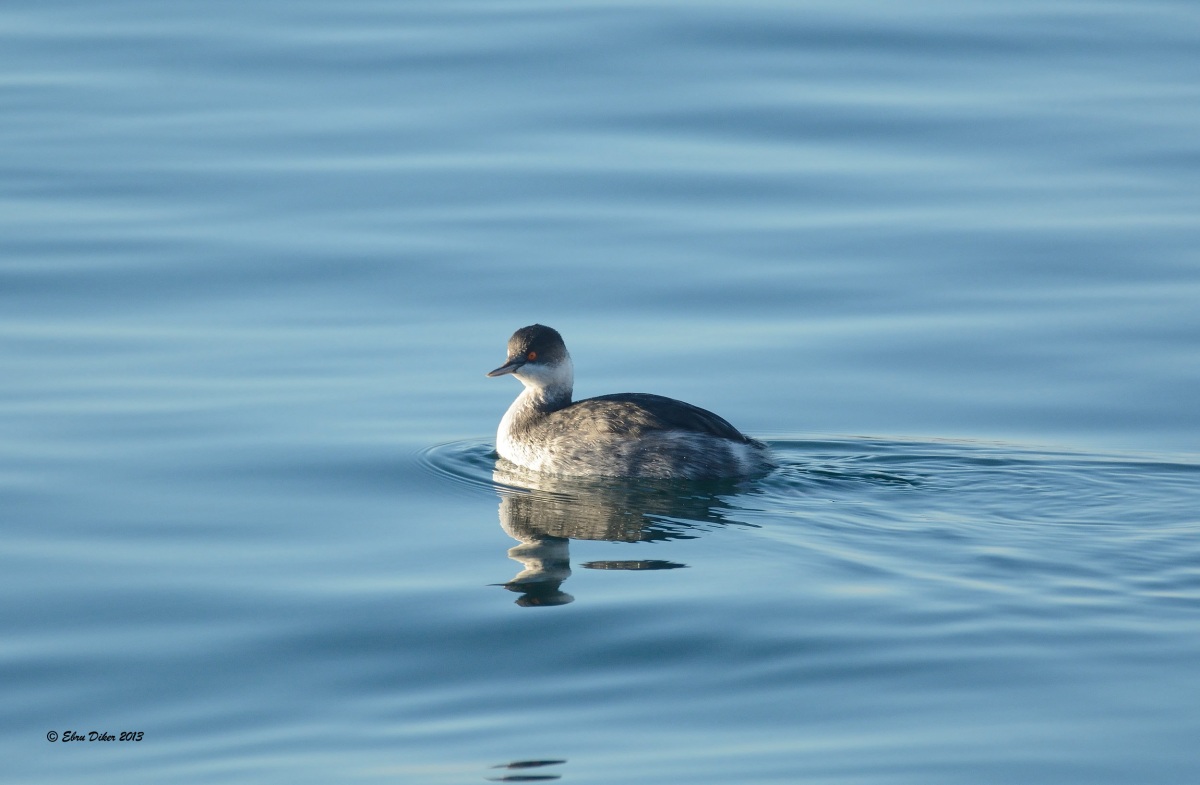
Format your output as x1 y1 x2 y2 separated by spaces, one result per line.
760 439 1200 537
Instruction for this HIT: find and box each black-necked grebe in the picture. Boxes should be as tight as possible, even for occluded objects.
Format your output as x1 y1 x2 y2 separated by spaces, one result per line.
486 324 772 479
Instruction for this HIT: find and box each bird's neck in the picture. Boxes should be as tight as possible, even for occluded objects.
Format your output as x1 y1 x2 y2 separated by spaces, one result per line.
516 356 574 413
518 381 572 413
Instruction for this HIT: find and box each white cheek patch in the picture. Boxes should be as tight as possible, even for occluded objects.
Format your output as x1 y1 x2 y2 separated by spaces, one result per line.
515 356 573 390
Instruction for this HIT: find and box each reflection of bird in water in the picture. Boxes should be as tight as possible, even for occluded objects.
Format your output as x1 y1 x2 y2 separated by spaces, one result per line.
486 324 773 479
498 518 573 608
494 464 751 606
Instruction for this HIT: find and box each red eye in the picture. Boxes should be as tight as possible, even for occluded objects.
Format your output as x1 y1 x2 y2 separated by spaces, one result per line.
527 351 537 361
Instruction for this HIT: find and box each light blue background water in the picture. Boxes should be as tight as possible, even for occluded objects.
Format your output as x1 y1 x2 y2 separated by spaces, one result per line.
3 1 1199 783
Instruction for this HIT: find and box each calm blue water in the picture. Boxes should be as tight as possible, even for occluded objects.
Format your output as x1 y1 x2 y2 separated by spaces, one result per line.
3 1 1199 783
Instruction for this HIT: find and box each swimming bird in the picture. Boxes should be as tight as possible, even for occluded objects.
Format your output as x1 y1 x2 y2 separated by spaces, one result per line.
487 324 772 479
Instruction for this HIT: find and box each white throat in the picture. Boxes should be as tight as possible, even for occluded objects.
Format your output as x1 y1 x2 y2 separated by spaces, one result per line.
514 355 574 405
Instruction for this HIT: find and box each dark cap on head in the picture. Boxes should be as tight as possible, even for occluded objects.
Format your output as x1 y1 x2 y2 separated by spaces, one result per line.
487 324 569 377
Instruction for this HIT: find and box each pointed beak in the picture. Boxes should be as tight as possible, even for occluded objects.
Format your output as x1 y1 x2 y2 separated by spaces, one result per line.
486 358 524 377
